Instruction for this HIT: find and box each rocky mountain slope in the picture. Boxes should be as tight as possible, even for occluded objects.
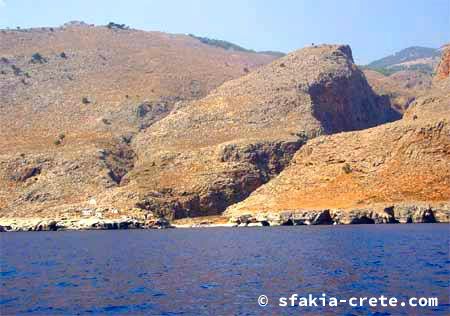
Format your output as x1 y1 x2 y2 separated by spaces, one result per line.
120 44 399 219
2 23 447 227
0 43 399 220
0 22 277 153
226 48 450 224
0 23 279 217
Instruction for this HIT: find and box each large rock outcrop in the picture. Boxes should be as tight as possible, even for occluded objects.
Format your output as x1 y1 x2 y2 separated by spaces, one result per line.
124 44 399 219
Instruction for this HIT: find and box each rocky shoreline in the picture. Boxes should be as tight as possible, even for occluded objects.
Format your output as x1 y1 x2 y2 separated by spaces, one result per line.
1 203 448 232
229 203 450 226
0 217 173 232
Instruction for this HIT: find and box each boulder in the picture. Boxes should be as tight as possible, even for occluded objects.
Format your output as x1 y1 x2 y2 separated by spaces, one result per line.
432 204 450 223
9 166 41 182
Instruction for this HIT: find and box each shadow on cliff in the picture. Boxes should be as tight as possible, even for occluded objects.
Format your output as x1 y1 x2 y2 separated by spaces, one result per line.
309 67 402 134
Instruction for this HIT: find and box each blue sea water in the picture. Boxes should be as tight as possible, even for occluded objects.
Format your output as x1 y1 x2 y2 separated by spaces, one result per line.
0 224 449 315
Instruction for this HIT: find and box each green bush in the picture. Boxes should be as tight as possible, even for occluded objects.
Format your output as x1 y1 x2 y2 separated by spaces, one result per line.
107 22 128 30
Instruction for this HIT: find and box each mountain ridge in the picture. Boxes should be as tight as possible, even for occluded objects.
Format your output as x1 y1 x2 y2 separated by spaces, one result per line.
367 46 441 70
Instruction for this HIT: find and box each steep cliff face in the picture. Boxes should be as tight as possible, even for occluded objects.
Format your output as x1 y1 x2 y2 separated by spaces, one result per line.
225 92 450 219
124 45 398 219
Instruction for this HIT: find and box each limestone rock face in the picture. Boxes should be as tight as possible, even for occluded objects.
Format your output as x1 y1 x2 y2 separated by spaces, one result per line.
225 91 450 219
127 45 398 219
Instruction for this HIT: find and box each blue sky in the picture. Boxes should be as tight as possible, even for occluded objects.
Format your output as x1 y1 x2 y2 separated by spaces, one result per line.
0 0 448 64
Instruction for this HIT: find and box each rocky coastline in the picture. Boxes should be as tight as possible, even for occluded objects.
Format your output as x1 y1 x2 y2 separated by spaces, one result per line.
1 203 448 232
228 203 449 227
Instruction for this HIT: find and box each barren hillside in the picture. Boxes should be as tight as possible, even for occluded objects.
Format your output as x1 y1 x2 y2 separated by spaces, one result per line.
0 23 277 153
366 46 441 74
0 23 278 216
